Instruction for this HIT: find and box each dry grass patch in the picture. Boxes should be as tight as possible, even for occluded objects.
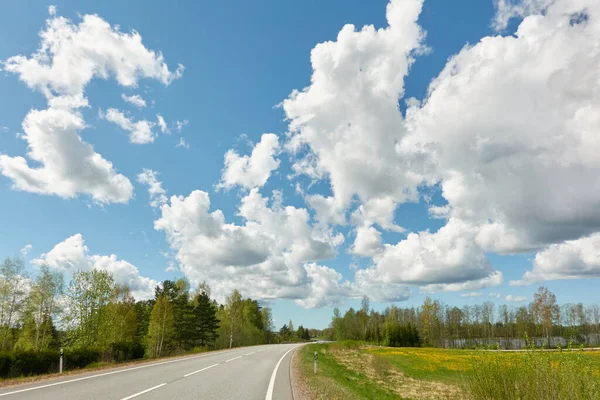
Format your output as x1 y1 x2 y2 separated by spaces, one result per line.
332 346 465 400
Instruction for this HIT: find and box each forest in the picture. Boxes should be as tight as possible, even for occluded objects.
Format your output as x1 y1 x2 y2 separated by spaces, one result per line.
328 288 600 349
0 257 283 377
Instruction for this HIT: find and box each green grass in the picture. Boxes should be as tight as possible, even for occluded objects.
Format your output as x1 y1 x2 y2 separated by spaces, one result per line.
296 343 404 400
366 346 600 386
296 344 600 400
366 347 475 384
465 347 600 399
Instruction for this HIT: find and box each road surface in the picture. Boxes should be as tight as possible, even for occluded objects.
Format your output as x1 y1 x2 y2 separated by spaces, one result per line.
0 343 301 400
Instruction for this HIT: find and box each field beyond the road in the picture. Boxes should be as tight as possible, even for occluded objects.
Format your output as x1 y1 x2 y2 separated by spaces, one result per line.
293 342 600 400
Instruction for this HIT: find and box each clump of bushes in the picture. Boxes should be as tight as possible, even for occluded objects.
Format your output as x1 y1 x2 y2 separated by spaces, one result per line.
0 348 103 378
105 342 144 363
0 344 152 379
464 340 600 400
0 350 59 377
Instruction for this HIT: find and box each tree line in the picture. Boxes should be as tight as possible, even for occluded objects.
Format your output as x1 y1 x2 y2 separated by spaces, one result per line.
329 287 600 348
278 319 311 342
0 257 281 376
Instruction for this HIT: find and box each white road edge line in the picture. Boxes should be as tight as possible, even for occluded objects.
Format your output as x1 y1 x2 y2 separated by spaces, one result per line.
120 383 166 400
0 350 226 397
265 345 301 400
246 351 256 355
225 356 242 362
183 363 219 377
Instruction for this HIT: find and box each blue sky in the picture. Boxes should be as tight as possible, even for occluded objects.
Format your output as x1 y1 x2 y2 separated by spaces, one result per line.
1 0 599 329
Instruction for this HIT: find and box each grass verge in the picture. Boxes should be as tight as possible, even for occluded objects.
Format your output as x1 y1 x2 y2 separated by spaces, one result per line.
294 343 402 400
295 343 600 400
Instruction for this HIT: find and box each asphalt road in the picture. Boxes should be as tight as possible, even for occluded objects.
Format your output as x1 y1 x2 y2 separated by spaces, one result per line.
0 343 301 400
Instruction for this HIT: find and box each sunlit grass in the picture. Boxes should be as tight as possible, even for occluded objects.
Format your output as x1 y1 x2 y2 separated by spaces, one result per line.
297 342 600 399
296 343 402 400
366 346 600 384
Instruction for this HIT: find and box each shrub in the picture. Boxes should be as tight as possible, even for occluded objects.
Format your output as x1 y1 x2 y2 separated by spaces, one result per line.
336 340 363 350
190 346 208 354
107 342 144 362
464 342 600 400
63 348 101 370
0 350 60 378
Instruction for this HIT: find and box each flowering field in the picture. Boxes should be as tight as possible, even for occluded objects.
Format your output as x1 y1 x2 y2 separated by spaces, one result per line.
367 346 600 383
296 343 600 400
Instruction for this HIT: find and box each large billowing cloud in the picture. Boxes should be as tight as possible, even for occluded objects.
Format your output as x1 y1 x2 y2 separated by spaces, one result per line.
154 187 351 306
403 0 600 254
280 0 600 296
218 133 280 190
1 9 182 203
33 234 157 299
283 0 427 215
279 0 500 296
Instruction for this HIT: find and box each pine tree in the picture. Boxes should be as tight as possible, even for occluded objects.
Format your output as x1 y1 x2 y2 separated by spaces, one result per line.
134 299 154 344
194 291 219 347
279 324 291 342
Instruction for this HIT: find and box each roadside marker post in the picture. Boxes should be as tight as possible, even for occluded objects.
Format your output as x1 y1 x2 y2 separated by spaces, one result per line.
59 348 63 374
314 351 318 374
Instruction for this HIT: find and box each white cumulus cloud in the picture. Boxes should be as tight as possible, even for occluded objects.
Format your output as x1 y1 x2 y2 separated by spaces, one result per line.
283 0 428 222
282 0 600 293
356 218 502 291
1 10 182 203
512 233 600 285
0 107 133 203
33 234 157 299
218 133 280 190
3 13 183 98
403 0 600 254
154 188 347 306
350 226 383 258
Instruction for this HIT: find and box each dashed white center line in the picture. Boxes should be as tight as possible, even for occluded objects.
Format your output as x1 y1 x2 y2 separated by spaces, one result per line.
120 383 166 400
225 356 242 363
183 363 219 377
246 351 256 355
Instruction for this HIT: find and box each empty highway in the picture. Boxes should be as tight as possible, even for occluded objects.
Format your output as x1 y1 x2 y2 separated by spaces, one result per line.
0 343 301 400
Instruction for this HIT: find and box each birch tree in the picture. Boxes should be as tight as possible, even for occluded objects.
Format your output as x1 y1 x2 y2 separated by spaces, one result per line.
0 258 28 350
16 266 63 350
146 295 174 357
